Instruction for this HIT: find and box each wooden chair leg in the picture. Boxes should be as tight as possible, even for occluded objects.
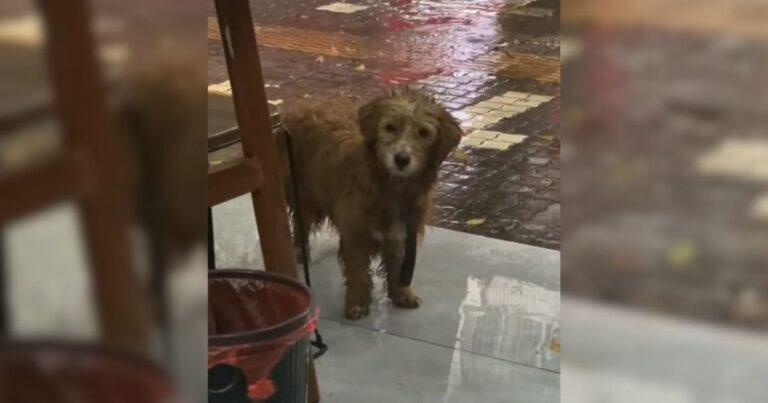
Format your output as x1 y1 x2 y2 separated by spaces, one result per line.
214 0 296 276
37 0 148 353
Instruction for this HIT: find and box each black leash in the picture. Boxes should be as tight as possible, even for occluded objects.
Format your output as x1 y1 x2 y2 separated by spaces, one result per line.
400 224 417 286
282 124 328 360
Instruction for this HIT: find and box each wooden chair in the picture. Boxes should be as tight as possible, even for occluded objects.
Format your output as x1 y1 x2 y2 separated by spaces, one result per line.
208 0 320 400
0 0 148 352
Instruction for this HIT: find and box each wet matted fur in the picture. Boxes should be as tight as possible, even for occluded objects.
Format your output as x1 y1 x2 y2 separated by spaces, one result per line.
279 87 462 320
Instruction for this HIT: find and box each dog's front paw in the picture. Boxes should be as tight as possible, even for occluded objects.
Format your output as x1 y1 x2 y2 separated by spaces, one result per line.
344 303 370 320
391 291 422 309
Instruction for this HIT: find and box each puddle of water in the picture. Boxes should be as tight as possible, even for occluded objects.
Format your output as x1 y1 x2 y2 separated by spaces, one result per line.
316 2 370 14
385 15 415 32
450 275 560 366
445 274 559 400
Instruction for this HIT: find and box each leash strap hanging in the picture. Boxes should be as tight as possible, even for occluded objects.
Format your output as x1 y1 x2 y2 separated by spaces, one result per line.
282 124 328 359
400 224 417 286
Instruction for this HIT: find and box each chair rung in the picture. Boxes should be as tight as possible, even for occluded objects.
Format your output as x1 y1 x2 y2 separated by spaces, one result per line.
208 156 263 207
0 153 86 225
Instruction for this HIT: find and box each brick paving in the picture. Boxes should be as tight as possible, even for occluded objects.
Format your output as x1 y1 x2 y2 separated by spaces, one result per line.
208 0 561 249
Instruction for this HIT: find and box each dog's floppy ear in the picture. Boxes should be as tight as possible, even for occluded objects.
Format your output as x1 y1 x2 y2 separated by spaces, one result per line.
358 97 383 143
434 108 463 161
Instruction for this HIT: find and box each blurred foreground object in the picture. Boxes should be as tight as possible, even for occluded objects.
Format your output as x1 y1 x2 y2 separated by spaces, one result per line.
0 342 176 403
562 0 768 329
1 0 148 352
0 0 206 401
563 298 768 403
562 0 768 401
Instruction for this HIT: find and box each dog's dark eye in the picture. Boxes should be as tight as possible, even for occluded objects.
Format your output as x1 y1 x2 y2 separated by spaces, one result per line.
418 128 430 138
384 123 397 133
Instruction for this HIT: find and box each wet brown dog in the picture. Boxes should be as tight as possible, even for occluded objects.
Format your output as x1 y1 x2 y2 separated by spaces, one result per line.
280 87 462 319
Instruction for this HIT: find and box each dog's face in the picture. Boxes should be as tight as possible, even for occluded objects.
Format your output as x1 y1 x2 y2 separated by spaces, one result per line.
358 88 462 178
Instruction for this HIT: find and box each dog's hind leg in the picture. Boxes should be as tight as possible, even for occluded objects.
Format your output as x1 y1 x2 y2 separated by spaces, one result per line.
338 235 376 320
382 235 422 309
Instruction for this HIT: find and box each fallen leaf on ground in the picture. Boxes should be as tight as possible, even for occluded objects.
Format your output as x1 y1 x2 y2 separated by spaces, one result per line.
452 148 469 162
549 339 560 354
666 241 696 269
466 218 486 227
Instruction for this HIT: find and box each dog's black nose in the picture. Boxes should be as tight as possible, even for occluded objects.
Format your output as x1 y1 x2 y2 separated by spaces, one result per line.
394 152 411 169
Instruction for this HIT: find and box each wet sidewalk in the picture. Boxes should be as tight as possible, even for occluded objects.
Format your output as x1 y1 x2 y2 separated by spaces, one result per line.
211 194 560 402
208 0 561 249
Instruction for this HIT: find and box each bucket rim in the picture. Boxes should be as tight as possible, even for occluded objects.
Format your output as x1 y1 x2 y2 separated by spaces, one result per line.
208 269 315 347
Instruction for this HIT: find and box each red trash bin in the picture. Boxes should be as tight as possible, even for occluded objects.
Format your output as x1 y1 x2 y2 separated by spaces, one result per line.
208 269 316 402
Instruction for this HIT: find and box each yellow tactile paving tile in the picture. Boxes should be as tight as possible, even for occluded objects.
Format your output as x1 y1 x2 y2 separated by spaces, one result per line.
480 139 515 150
449 90 554 150
460 136 486 147
495 133 528 143
208 18 560 83
695 138 768 182
317 2 370 13
468 130 503 140
208 17 376 60
461 130 528 151
463 52 561 83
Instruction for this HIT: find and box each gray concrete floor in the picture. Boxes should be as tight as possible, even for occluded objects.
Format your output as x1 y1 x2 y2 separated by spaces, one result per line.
563 298 768 403
212 194 561 402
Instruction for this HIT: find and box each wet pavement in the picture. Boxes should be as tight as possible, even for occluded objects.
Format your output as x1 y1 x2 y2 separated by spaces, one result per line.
208 0 561 249
211 194 560 402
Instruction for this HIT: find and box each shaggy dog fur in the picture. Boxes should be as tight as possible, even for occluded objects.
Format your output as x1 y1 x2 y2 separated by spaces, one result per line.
279 88 462 319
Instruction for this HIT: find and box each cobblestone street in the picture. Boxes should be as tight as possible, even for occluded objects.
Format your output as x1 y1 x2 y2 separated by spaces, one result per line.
208 0 561 249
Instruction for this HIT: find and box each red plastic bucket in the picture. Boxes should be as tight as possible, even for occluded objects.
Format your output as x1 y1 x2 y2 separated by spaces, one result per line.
208 269 316 402
0 341 177 403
